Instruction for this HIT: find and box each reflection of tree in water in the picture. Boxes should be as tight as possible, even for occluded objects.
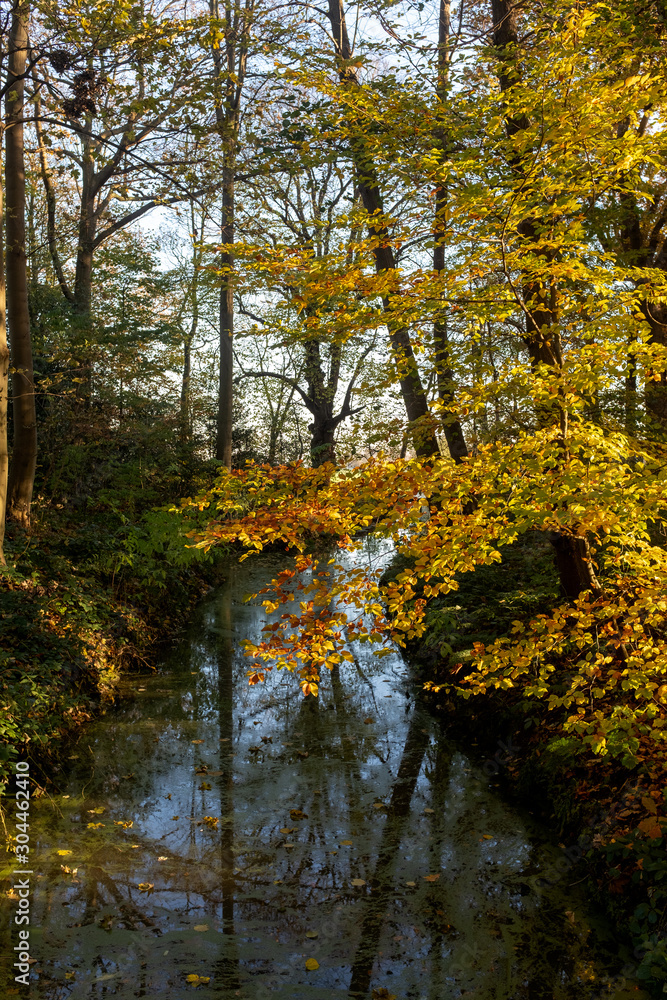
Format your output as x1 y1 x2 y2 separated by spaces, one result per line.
347 707 430 997
213 569 240 991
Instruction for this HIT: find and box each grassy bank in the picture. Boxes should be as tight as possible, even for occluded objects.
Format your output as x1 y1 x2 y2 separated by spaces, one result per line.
389 534 667 993
0 441 228 803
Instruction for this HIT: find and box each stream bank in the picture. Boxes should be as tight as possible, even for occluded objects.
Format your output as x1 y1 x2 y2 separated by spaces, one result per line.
395 536 667 993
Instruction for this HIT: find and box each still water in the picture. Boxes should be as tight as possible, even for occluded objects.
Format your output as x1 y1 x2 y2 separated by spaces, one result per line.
0 544 648 998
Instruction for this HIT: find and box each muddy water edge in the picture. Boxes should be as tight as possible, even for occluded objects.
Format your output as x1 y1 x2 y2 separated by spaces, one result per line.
0 545 651 999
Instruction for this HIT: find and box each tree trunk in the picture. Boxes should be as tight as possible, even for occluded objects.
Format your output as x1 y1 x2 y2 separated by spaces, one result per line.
72 135 96 405
434 0 468 462
0 145 8 564
490 0 594 599
216 163 234 468
180 336 192 442
6 0 37 529
327 0 439 460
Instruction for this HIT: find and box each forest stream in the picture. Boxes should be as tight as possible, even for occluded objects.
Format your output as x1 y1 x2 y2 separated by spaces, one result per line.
0 541 651 999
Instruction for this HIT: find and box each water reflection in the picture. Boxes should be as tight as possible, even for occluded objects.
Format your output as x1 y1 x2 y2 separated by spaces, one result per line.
0 542 647 998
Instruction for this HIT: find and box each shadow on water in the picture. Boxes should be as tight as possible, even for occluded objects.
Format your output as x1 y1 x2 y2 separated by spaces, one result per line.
0 540 650 998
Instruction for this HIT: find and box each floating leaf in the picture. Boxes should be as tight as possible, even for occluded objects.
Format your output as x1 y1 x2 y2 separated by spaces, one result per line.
280 827 295 834
57 849 73 856
363 717 374 724
373 802 384 809
193 924 209 932
198 782 212 791
423 874 440 882
340 840 353 846
405 881 416 887
305 958 319 971
114 820 133 829
158 856 168 861
306 930 318 939
423 808 435 814
186 974 211 985
138 882 154 892
86 822 105 829
351 878 366 886
290 809 307 820
87 807 105 815
191 740 204 745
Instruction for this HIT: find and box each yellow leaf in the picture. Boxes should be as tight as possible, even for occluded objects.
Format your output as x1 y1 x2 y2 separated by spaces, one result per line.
351 878 366 886
306 930 318 939
57 849 73 856
340 840 353 846
423 874 440 882
137 883 154 892
305 958 319 971
193 924 209 932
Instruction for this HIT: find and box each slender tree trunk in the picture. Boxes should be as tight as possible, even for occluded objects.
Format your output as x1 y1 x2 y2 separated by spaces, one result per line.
6 0 36 529
490 0 599 599
216 163 234 467
72 137 96 405
180 337 192 442
210 0 253 468
0 142 8 564
327 0 439 459
434 0 468 462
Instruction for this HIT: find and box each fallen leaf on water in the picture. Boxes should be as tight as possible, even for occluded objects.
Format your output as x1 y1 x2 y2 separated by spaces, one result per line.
280 827 295 834
192 740 204 744
565 911 576 924
198 782 212 791
158 856 168 861
313 789 321 794
57 850 73 856
340 840 353 846
130 844 140 848
114 820 133 829
138 883 154 892
290 809 307 820
305 958 319 971
297 750 309 759
60 865 78 875
273 879 283 884
87 822 105 829
65 972 75 980
351 879 366 887
423 808 435 815
202 816 219 829
171 815 180 820
186 974 211 985
373 803 384 810
481 834 493 840
166 794 172 800
423 874 440 882
87 807 105 815
306 930 318 939
284 842 296 848
194 924 209 932
363 718 374 724
405 881 416 887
